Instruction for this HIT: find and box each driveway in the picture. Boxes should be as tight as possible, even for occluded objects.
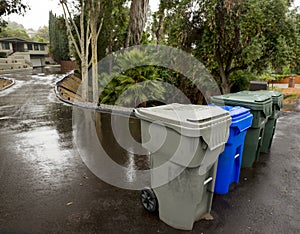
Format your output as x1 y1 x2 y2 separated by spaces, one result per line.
0 70 299 233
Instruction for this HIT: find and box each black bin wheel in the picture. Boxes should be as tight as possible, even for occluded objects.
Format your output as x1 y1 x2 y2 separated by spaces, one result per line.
140 188 158 213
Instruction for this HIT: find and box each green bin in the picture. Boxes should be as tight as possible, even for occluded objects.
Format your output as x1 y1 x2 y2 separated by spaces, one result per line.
211 92 272 168
239 91 283 153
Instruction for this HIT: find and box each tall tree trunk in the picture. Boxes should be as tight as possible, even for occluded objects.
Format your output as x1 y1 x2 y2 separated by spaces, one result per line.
90 0 99 103
155 11 164 44
220 71 231 94
216 47 231 94
109 30 113 74
125 0 150 47
215 1 231 94
61 0 103 103
81 60 89 101
61 0 89 101
91 36 98 103
155 0 167 44
80 1 88 101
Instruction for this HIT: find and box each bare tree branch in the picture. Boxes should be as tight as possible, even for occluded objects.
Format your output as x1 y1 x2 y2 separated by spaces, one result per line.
61 2 81 59
96 16 104 39
61 0 82 47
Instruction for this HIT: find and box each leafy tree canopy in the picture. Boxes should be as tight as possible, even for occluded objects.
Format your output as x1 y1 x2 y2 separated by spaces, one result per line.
0 0 29 29
0 20 30 39
49 11 69 62
33 26 49 42
156 0 300 93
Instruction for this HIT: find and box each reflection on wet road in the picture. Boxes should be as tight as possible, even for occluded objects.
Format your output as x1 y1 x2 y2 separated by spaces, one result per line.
0 68 152 233
0 68 299 233
0 69 91 232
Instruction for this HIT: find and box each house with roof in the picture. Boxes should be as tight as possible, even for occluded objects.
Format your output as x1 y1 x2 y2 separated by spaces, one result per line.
0 37 50 71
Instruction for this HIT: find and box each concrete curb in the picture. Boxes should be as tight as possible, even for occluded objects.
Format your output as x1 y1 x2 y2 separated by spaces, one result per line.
0 78 15 91
54 72 135 117
54 70 75 106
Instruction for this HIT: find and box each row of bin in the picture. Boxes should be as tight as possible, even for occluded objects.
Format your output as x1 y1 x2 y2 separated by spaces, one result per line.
134 90 283 230
212 90 283 194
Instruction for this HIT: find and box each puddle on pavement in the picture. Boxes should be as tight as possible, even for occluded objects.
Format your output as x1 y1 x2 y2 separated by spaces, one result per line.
1 68 151 189
95 112 150 171
72 106 151 189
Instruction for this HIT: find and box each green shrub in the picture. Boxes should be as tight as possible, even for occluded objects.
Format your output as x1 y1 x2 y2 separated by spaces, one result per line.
229 70 257 92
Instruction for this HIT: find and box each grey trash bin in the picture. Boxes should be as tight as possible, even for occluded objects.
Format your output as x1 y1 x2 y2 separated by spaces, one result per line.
135 104 231 230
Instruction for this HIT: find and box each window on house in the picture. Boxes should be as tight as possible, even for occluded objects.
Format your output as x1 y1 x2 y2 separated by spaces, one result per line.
34 44 39 50
40 45 45 51
27 44 33 50
2 42 10 50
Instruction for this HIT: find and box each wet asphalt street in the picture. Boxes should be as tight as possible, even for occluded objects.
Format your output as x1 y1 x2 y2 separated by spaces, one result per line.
0 69 299 233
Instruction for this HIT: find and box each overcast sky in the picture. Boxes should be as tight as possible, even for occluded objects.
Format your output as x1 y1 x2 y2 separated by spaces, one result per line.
5 0 160 30
4 0 300 30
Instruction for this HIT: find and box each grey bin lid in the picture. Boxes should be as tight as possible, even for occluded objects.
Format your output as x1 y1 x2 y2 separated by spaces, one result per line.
135 103 231 151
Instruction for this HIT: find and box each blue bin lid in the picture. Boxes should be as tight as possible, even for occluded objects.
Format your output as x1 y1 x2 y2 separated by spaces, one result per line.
219 106 253 133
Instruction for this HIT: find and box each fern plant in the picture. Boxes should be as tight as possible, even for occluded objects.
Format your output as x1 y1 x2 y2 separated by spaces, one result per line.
98 49 166 107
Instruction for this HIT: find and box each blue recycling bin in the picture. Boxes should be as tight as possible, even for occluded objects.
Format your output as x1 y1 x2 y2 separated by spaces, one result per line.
214 106 253 194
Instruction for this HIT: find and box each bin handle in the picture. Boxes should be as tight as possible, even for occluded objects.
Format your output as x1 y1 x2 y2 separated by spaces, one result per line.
204 177 213 185
239 126 250 132
234 153 240 159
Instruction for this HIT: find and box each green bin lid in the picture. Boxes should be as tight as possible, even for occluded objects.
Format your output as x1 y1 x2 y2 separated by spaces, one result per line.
240 90 283 109
211 92 273 117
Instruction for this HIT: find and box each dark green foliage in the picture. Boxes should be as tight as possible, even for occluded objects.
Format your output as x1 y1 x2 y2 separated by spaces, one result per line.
0 0 28 15
49 11 70 62
97 0 129 60
158 0 300 93
157 68 205 104
229 70 257 92
98 49 205 106
99 50 166 107
0 0 29 30
73 0 300 106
